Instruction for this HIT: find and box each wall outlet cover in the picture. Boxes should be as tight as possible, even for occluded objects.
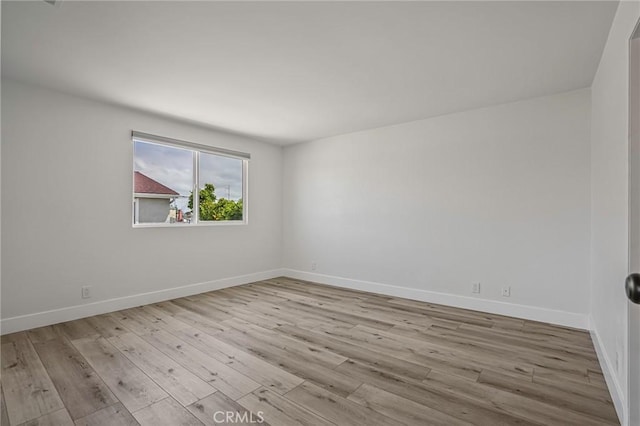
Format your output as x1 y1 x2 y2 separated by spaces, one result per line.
81 286 92 299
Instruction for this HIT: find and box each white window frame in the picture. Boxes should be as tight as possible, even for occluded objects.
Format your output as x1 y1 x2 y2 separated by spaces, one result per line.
132 131 249 228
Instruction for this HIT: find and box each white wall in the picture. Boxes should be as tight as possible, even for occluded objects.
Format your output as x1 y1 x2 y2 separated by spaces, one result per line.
136 198 172 224
0 70 599 333
590 2 640 424
283 89 592 325
0 2 3 327
0 79 283 331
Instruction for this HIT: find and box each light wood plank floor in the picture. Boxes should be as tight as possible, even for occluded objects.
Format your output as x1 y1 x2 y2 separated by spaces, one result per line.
0 277 619 425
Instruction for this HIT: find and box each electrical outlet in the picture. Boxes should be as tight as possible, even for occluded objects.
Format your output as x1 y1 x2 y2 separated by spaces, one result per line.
81 286 92 299
501 286 511 297
471 282 481 294
311 262 317 271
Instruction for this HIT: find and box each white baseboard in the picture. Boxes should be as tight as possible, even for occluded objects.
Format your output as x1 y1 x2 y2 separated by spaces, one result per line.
2 266 588 334
0 269 285 335
282 269 589 329
589 320 626 425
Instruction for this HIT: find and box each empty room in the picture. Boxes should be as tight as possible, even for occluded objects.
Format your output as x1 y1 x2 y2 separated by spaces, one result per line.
1 1 640 425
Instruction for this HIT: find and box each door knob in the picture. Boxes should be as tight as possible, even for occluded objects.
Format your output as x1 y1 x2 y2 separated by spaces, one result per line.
626 273 640 304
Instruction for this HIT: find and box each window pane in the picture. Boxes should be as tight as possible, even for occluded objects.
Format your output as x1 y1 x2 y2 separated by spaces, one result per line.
133 140 193 224
198 152 244 221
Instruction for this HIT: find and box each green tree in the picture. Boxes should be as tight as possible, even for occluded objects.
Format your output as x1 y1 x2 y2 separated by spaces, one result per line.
214 198 243 220
188 183 243 221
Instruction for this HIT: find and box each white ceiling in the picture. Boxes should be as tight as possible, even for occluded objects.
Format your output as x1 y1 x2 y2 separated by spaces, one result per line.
2 1 618 145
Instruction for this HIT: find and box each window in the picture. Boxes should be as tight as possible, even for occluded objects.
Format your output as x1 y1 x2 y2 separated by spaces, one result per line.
132 131 248 226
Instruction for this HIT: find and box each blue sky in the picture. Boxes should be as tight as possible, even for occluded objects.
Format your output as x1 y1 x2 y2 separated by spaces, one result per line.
134 141 243 212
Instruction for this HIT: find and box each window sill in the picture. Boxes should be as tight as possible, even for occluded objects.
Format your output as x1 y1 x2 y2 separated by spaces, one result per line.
132 221 247 228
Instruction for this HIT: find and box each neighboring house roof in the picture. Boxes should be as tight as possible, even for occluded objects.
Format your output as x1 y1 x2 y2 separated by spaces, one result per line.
134 171 179 197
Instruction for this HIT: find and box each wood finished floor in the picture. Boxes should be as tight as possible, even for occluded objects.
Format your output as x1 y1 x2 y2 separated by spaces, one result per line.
0 277 619 426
